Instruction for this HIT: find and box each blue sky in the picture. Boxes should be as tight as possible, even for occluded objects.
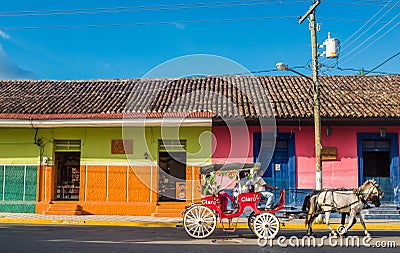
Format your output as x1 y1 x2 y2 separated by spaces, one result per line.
0 0 399 80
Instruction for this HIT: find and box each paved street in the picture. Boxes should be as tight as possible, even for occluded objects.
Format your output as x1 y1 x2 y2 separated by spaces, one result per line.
0 224 398 253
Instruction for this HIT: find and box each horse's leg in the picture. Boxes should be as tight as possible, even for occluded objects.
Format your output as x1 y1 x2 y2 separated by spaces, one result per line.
307 214 316 236
348 213 357 230
336 212 349 236
345 210 357 234
340 213 346 225
357 213 370 237
325 211 336 236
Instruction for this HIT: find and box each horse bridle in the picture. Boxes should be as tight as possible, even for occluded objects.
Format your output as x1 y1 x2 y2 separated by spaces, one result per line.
364 180 383 201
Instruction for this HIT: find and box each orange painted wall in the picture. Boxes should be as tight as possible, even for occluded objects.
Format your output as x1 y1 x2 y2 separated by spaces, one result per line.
36 165 55 203
85 165 107 201
36 165 201 215
185 166 202 202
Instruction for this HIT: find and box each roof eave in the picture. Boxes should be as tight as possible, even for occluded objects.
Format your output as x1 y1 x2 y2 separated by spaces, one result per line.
0 118 212 128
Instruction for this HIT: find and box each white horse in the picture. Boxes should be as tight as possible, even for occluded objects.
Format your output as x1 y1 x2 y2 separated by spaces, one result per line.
305 179 384 237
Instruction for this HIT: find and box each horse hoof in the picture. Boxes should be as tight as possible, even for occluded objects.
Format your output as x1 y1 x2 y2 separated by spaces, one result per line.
337 225 347 236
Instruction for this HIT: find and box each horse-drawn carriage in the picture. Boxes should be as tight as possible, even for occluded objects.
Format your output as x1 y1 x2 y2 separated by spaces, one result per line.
182 162 385 239
183 163 285 239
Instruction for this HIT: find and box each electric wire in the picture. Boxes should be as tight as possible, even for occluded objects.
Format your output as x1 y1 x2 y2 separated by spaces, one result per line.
0 0 306 17
318 17 400 24
339 12 400 65
324 0 399 8
320 1 399 73
338 2 399 63
0 0 397 18
364 51 400 75
337 0 395 55
3 16 400 31
1 16 297 30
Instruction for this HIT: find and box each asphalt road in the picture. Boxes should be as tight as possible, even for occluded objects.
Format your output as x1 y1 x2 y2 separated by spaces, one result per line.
0 224 398 253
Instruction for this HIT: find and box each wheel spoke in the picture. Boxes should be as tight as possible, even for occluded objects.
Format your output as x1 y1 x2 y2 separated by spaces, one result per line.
199 207 206 219
253 213 280 239
194 207 201 220
183 205 216 239
186 211 196 220
195 225 202 236
203 222 213 230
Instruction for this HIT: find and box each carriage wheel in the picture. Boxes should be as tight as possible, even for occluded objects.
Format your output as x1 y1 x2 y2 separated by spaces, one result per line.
248 211 256 233
253 213 280 239
183 205 217 239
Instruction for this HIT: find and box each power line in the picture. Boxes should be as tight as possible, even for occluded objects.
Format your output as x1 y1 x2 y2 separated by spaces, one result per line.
0 0 397 18
339 0 396 54
364 51 400 75
318 17 400 25
0 1 305 17
2 16 297 30
339 11 400 65
324 0 399 8
319 0 395 68
3 15 400 31
321 65 399 76
339 2 399 62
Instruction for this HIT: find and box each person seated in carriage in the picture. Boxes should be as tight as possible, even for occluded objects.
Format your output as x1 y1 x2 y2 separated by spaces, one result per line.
250 163 278 210
202 171 237 213
232 170 251 197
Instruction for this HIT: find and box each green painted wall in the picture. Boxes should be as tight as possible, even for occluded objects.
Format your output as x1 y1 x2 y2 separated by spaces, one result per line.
0 126 212 164
50 126 212 164
0 125 212 212
0 128 42 164
0 165 37 212
142 126 213 164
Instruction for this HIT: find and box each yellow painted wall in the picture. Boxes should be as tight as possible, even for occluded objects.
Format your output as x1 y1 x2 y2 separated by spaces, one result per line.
0 127 210 215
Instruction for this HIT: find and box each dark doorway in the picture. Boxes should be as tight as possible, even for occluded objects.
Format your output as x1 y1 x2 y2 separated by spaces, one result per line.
158 152 186 202
361 139 392 201
363 151 390 177
55 152 80 200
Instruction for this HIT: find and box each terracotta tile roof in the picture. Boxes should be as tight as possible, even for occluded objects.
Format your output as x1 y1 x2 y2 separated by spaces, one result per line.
0 75 398 120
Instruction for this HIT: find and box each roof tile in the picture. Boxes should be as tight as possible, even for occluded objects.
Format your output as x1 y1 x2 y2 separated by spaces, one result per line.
0 75 399 120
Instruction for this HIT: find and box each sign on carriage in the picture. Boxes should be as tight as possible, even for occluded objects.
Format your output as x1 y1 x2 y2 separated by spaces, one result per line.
240 194 261 203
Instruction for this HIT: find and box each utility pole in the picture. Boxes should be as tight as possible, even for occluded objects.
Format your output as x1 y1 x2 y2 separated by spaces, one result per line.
299 0 322 190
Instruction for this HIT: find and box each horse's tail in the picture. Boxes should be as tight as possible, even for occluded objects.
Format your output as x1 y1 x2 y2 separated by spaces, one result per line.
305 195 317 227
302 190 321 213
301 194 310 213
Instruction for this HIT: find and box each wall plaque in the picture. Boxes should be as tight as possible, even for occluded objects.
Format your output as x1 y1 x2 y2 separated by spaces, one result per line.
322 146 337 161
111 139 133 154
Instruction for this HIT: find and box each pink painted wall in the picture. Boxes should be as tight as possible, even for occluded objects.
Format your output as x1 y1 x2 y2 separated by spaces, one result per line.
278 125 360 189
212 126 253 163
213 125 400 189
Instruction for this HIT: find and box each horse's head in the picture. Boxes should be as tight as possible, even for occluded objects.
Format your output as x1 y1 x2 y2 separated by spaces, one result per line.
360 179 384 206
370 194 381 207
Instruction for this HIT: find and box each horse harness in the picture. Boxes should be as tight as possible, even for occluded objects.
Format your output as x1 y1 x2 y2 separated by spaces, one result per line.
315 188 367 214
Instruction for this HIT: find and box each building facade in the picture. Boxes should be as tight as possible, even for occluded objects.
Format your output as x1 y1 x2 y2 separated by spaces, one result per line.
213 124 400 206
0 76 399 215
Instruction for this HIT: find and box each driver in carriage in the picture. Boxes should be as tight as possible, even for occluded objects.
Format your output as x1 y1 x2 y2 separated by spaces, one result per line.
250 163 278 210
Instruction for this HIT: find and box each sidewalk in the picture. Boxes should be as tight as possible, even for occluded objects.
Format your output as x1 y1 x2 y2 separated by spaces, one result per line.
1 212 400 230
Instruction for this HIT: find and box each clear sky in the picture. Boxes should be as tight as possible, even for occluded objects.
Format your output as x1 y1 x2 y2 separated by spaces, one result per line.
0 0 399 80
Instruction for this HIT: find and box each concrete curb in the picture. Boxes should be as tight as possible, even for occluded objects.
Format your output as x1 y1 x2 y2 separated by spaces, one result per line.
280 222 400 230
1 218 400 230
0 218 181 228
224 222 400 230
